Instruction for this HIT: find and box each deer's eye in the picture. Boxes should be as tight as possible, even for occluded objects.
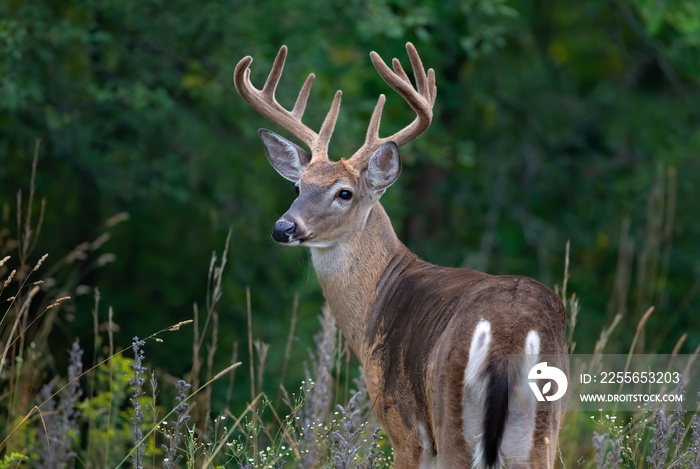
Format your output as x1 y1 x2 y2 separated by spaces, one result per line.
294 186 300 196
337 189 353 200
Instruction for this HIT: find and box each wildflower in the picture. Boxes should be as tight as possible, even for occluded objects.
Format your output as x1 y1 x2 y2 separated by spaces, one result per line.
162 379 191 469
130 337 147 469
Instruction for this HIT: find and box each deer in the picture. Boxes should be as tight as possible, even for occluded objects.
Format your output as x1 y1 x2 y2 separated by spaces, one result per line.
234 42 568 468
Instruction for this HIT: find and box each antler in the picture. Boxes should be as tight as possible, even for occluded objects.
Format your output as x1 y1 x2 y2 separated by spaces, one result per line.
350 42 437 163
234 45 341 160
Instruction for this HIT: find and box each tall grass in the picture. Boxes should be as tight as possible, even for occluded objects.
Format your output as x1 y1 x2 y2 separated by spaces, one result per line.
556 165 700 468
0 147 388 468
1 149 698 468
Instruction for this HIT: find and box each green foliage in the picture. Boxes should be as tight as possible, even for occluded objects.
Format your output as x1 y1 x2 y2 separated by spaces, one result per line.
1 166 698 467
79 355 135 467
0 453 29 469
1 0 699 465
2 0 699 378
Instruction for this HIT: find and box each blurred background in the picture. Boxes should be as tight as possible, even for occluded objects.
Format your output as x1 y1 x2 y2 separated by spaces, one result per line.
1 0 699 414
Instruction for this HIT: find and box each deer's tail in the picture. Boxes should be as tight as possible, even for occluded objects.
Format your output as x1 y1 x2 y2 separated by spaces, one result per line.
463 321 540 469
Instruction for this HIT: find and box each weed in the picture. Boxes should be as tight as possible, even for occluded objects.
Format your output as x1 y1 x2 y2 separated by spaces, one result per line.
2 142 698 469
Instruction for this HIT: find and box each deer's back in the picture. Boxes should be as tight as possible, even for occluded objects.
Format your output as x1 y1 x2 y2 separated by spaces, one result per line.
363 252 567 444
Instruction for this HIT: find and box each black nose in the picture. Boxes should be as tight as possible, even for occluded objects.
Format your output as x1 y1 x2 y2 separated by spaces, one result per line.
272 219 296 242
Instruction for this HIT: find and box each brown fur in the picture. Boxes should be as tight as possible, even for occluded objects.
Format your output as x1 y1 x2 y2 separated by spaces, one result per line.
235 43 568 468
310 198 567 468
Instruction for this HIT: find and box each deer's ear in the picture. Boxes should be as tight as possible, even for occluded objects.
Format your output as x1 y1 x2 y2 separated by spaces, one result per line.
365 141 401 195
259 129 312 182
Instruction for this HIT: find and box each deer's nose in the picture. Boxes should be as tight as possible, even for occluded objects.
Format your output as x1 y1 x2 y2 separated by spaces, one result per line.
272 219 296 242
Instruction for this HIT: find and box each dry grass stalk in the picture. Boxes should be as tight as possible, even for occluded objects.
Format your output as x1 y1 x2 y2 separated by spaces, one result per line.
276 293 299 408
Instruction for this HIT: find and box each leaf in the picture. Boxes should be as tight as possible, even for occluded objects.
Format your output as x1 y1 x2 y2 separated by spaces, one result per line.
542 381 552 396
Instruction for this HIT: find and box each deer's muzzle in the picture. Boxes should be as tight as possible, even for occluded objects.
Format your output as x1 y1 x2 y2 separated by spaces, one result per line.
272 219 297 243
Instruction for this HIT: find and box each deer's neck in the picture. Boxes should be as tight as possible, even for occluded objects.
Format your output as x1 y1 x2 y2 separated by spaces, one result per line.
310 203 409 361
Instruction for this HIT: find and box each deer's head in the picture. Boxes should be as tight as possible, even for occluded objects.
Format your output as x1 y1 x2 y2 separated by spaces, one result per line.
234 43 436 248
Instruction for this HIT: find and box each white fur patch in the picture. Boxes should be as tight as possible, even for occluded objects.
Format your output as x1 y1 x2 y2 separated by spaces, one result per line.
464 320 492 387
463 320 492 468
524 330 540 356
417 422 436 469
310 243 346 275
501 330 540 467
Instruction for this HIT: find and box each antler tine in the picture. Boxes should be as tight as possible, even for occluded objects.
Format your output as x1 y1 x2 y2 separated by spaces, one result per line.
316 90 342 156
405 43 429 98
261 44 287 97
365 94 387 146
351 42 436 163
234 46 338 159
291 73 315 120
427 68 437 104
391 58 411 85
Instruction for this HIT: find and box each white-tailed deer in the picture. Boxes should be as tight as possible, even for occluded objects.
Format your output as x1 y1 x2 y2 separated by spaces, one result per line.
234 43 568 468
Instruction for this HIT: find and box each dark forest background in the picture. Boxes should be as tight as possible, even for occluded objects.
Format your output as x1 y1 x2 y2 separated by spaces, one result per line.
2 0 699 414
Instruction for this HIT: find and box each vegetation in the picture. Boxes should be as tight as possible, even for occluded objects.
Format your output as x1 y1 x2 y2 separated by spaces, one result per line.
1 152 699 468
1 0 699 467
1 172 699 466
